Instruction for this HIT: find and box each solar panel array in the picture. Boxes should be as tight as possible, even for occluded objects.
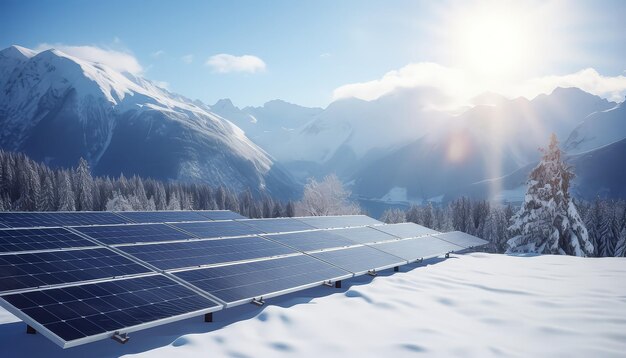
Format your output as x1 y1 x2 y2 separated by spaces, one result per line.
0 211 487 349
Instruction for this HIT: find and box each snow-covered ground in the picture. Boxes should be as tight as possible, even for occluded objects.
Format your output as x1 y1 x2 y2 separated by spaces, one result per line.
1 253 625 357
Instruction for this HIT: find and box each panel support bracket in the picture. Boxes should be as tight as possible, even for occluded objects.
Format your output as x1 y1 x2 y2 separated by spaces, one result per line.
367 270 377 277
204 312 213 323
26 325 36 334
322 280 333 287
335 280 342 289
111 331 130 344
445 251 452 258
251 297 265 306
393 266 400 272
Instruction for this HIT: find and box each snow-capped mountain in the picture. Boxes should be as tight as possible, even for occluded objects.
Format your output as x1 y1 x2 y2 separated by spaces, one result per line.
210 98 323 161
564 100 626 154
0 45 296 197
351 87 616 202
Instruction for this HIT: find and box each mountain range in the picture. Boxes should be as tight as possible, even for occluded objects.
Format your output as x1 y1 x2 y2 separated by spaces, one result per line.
2 45 625 205
0 45 297 198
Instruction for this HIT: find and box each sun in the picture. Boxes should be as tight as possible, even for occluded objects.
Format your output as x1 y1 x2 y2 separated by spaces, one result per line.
445 2 538 83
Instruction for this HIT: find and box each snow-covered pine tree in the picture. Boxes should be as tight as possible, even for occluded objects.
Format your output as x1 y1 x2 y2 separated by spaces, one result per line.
507 134 593 256
615 226 626 257
74 158 94 211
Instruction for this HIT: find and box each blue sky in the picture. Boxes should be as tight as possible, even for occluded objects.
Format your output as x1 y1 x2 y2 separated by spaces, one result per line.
1 0 625 108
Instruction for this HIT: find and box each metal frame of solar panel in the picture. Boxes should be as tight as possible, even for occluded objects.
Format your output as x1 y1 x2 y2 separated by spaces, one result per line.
72 223 195 245
172 220 265 239
294 215 383 229
237 217 316 234
0 274 221 348
197 210 248 220
370 235 465 262
373 222 440 239
114 211 212 224
172 254 353 307
432 231 489 249
0 212 487 350
0 211 131 229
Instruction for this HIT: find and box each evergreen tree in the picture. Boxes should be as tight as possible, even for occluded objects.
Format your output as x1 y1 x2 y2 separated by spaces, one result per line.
56 170 76 211
507 134 593 256
285 201 296 217
74 158 94 211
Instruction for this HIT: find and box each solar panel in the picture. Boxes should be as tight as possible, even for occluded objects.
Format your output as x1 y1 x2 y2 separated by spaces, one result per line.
173 255 351 306
310 246 406 275
118 237 297 270
0 248 151 293
330 226 399 244
375 223 440 238
196 211 247 220
295 215 382 229
239 218 315 234
172 221 265 239
262 230 358 252
433 231 488 249
0 274 220 348
0 212 130 228
73 224 194 245
371 236 463 262
0 228 98 253
115 211 209 224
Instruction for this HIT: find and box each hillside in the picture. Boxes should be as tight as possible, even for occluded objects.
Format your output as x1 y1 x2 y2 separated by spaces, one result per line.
0 45 297 198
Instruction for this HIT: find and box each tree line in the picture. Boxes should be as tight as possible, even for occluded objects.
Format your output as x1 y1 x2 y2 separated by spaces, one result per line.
0 150 296 218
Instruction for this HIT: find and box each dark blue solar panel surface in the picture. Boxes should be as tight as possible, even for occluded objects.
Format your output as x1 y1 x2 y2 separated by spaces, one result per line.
310 246 406 274
174 255 350 304
295 215 382 229
115 211 209 224
0 248 150 293
0 212 130 228
372 236 463 261
2 275 218 343
173 221 265 239
239 218 315 233
330 226 399 244
262 230 358 252
73 224 194 245
119 237 297 270
434 231 488 249
375 223 440 238
197 211 247 220
0 228 97 253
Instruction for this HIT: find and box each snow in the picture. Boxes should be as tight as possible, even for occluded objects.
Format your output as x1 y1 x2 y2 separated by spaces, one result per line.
1 253 625 357
380 186 408 203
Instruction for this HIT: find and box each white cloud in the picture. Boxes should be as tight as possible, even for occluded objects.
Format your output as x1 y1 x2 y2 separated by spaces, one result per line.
205 53 266 73
514 68 626 103
181 54 194 64
333 62 626 107
320 53 332 59
35 43 143 74
151 50 165 58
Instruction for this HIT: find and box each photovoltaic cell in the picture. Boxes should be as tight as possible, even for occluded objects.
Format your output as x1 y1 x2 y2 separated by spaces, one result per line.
118 236 297 270
295 215 382 229
239 218 315 234
310 246 406 274
330 226 399 244
372 236 463 261
375 223 440 238
0 248 151 293
174 255 350 304
1 275 219 346
433 231 488 249
0 212 130 228
196 211 247 220
262 230 358 252
115 211 209 224
73 224 194 245
172 221 265 239
0 228 97 253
